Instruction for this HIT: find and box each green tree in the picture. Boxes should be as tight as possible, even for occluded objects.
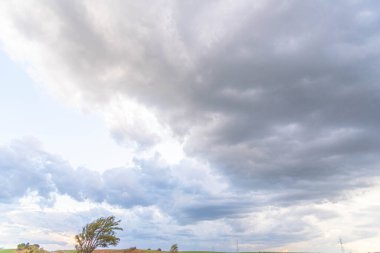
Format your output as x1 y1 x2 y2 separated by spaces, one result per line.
27 245 46 253
16 243 46 253
75 216 123 253
17 243 26 250
170 244 178 253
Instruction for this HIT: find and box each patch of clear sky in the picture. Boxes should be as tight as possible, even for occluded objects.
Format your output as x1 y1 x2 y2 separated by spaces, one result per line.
0 49 128 172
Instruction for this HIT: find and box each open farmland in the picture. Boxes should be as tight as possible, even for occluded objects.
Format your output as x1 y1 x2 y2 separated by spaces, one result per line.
0 250 16 253
0 249 311 253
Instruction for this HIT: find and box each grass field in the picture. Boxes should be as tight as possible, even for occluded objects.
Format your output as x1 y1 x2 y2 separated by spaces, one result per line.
0 249 16 253
181 251 225 253
51 250 76 253
0 249 310 253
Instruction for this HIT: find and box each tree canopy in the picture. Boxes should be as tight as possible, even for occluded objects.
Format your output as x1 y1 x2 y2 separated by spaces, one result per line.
170 244 178 253
16 242 46 253
75 216 123 253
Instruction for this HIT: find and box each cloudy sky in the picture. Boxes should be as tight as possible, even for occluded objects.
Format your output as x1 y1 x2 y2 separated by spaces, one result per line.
1 1 380 252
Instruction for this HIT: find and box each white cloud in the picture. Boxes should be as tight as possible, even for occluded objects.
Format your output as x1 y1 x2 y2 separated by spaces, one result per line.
1 0 380 251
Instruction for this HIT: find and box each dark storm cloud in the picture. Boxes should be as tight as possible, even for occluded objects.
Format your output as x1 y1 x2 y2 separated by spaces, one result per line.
177 197 260 224
181 1 380 193
177 1 380 201
1 0 380 214
180 203 247 222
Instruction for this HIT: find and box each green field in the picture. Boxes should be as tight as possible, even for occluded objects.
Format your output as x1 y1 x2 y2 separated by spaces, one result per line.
0 249 16 253
180 251 225 253
51 250 76 253
0 249 313 253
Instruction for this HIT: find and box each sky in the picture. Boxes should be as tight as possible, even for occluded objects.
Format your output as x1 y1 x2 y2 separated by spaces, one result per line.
0 1 380 252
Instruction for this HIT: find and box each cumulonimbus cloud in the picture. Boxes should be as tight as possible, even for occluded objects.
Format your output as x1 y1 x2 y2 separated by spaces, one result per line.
1 0 380 210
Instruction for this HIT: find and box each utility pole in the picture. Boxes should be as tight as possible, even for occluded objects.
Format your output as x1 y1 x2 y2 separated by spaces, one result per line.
236 240 239 253
339 237 344 253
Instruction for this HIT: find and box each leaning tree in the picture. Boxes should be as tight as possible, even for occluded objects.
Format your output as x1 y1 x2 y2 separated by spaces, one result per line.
170 244 178 253
75 216 123 253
